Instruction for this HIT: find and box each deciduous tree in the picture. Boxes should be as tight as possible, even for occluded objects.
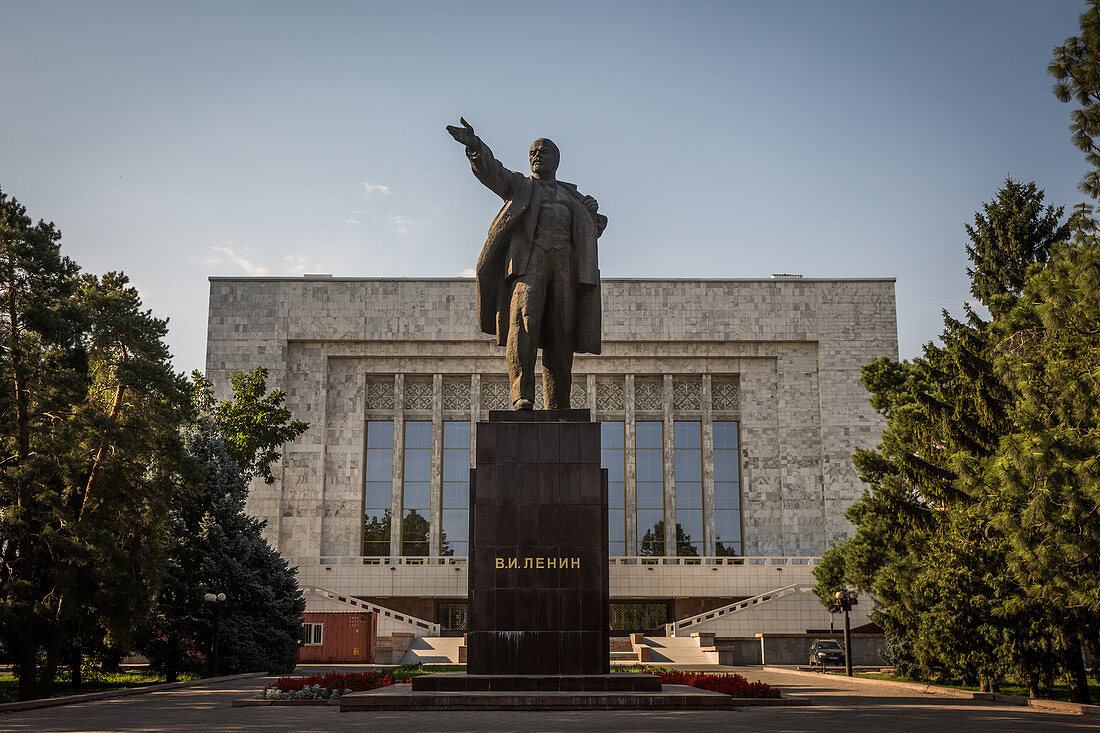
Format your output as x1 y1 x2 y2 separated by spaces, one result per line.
192 368 307 484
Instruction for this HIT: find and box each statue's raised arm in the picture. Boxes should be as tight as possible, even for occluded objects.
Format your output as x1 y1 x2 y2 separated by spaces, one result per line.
447 118 603 411
446 117 523 201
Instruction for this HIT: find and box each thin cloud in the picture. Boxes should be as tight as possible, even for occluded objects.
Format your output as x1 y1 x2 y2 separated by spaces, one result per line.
389 214 421 235
363 182 395 196
458 268 475 278
283 254 320 276
209 245 268 276
345 207 371 225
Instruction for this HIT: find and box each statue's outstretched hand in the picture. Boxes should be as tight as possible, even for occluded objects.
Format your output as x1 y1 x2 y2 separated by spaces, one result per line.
446 117 478 148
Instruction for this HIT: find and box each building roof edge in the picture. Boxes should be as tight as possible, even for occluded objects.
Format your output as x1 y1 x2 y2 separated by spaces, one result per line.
207 276 898 283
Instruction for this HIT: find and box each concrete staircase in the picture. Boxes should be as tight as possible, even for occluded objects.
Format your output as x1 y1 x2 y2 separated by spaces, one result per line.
387 634 718 666
398 636 466 665
302 585 441 636
610 636 640 663
664 584 811 637
635 635 718 665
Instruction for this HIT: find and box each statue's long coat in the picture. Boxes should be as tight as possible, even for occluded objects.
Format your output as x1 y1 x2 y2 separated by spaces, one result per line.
465 139 606 354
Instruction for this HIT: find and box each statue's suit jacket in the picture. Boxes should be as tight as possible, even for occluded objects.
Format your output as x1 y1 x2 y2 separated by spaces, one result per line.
466 139 606 355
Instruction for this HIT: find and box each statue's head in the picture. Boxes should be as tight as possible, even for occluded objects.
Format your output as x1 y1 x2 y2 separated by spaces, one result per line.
529 138 560 177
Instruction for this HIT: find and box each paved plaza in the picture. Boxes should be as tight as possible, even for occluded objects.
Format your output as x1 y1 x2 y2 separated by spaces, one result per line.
2 667 1098 732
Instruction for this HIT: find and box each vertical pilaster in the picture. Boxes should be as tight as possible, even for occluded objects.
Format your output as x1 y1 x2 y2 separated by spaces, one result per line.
469 373 480 468
624 375 637 556
317 355 330 561
702 374 715 556
662 374 676 556
390 374 404 557
429 373 443 556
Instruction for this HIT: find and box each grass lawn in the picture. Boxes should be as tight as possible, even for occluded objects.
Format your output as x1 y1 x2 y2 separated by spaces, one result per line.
0 671 198 703
850 671 1083 702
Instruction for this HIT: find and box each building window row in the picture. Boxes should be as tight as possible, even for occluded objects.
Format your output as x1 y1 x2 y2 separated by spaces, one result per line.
441 421 470 557
363 420 393 557
362 418 741 557
402 421 432 556
636 421 664 555
602 422 626 556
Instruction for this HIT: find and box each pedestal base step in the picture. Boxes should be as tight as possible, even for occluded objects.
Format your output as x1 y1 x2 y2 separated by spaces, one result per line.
340 683 734 711
411 673 660 693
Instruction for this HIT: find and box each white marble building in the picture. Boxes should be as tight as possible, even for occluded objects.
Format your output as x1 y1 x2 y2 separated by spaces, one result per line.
206 276 897 633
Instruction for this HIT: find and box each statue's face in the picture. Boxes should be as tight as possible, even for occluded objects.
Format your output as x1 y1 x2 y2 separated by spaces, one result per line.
529 138 559 176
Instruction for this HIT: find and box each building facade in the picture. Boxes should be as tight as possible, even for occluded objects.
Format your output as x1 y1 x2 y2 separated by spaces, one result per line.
206 276 896 634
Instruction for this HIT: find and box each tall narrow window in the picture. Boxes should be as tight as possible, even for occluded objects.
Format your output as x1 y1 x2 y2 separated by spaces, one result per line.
674 421 703 556
714 421 743 556
441 421 470 557
402 421 431 556
635 421 665 556
363 421 393 556
601 422 626 556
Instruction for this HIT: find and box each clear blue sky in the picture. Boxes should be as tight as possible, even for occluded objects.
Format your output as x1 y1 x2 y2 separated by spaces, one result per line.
0 0 1090 372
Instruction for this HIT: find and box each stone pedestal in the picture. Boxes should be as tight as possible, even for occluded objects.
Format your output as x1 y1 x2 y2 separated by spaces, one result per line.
467 410 610 675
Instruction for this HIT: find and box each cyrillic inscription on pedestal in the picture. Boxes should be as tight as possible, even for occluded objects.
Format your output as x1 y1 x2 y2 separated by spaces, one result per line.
468 411 610 675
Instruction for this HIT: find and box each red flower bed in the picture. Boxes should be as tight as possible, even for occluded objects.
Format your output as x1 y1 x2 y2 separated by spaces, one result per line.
642 667 781 698
264 670 399 694
264 668 779 699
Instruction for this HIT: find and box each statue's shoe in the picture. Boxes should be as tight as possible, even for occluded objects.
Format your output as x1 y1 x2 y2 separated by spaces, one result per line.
513 399 534 410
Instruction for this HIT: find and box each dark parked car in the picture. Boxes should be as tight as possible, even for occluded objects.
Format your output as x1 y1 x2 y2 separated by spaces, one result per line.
809 639 846 668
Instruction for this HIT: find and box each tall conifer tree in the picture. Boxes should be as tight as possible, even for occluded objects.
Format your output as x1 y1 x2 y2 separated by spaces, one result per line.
0 189 189 699
815 180 1070 693
144 371 307 679
1051 0 1100 199
992 213 1100 703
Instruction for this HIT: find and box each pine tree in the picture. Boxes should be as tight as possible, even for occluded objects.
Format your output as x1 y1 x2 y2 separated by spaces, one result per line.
992 213 1100 703
0 187 83 700
1050 0 1100 199
965 179 1068 316
0 189 189 700
815 180 1069 691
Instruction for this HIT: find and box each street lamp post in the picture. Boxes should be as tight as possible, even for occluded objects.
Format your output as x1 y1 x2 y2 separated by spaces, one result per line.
834 589 854 677
203 592 226 677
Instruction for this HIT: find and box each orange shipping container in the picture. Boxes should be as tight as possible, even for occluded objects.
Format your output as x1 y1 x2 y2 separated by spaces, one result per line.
298 611 377 663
